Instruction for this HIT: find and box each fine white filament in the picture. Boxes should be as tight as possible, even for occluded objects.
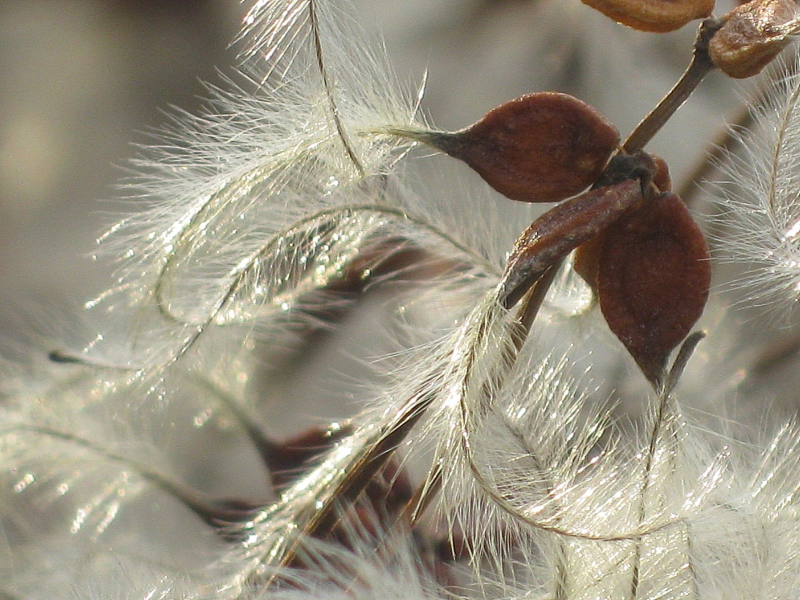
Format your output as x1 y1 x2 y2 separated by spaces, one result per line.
1 2 800 600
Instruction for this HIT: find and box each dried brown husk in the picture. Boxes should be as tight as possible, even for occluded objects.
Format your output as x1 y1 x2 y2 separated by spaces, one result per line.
580 0 715 33
574 151 669 293
597 192 710 384
500 179 644 308
710 0 800 78
408 92 619 203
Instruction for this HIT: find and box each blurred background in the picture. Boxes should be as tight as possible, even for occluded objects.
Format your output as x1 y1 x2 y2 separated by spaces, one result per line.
0 1 243 329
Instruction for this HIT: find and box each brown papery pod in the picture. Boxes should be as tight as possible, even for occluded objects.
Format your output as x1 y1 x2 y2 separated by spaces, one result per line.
574 151 668 293
580 0 714 32
499 179 644 309
573 232 606 293
398 93 619 203
709 0 800 78
598 192 710 385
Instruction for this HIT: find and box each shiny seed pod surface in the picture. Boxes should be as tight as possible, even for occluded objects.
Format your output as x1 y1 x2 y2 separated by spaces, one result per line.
426 92 619 203
580 0 715 32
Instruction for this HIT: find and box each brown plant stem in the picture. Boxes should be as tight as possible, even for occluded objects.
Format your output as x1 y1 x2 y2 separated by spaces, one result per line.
623 18 723 154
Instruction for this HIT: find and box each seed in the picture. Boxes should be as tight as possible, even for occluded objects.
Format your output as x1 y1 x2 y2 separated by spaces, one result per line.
597 192 710 384
499 179 644 308
709 0 800 79
398 92 619 203
580 0 715 33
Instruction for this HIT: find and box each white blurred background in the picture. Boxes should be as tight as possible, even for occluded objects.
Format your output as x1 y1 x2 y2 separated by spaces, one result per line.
0 1 243 329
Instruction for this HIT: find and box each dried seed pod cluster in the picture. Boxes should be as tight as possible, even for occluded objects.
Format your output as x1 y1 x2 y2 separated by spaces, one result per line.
408 91 711 385
573 155 710 384
417 0 800 386
580 0 715 32
548 0 800 382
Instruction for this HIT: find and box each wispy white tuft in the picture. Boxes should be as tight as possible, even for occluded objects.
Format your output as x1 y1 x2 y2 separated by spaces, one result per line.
416 295 709 596
414 296 800 599
715 56 800 315
88 0 520 369
241 512 445 600
0 1 510 595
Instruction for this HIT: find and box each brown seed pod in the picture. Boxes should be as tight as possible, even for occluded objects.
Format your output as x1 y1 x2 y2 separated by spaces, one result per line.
500 179 644 308
572 158 668 293
597 192 710 385
574 151 665 293
401 93 619 203
580 0 715 32
573 231 606 293
709 0 800 78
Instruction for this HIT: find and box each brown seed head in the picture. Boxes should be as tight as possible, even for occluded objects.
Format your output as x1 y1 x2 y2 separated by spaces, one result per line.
574 151 666 293
710 0 800 78
580 0 715 33
410 92 619 203
597 193 711 384
500 179 645 308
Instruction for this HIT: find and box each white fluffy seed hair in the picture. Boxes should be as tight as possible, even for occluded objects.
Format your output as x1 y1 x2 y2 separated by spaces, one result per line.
411 297 800 600
79 0 537 371
5 0 800 599
0 0 513 596
715 56 800 315
242 511 446 600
